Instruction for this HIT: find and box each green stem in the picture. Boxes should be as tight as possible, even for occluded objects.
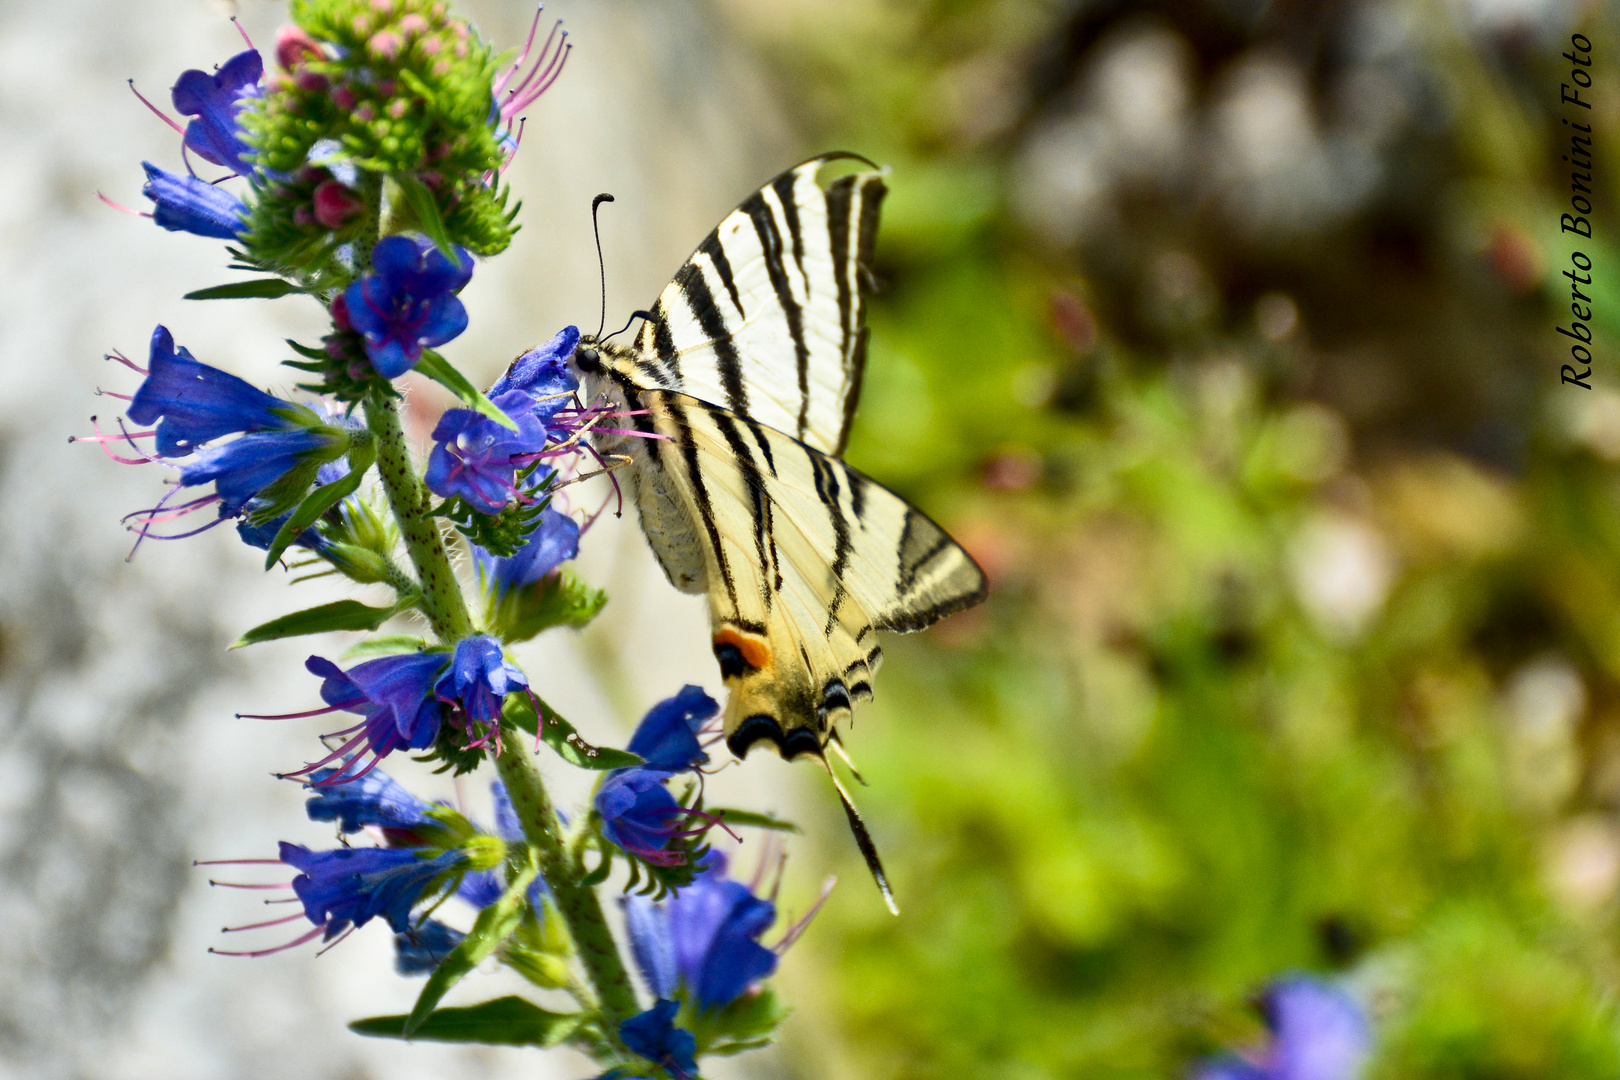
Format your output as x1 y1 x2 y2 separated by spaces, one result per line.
495 729 640 1036
363 397 472 641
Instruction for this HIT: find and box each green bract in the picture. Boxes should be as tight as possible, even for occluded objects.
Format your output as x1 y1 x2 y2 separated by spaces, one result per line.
239 0 517 279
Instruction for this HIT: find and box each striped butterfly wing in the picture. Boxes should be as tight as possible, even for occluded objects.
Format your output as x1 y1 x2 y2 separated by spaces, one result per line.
629 154 885 457
634 389 987 757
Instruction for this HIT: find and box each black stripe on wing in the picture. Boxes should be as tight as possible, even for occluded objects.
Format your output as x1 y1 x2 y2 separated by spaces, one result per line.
740 190 812 440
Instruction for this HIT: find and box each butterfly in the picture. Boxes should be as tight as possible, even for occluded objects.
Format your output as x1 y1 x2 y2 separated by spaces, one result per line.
565 154 987 910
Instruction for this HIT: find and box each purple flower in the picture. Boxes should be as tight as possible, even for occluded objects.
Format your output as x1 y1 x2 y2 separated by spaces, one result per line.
624 852 778 1011
140 163 247 239
285 652 449 781
394 919 466 975
127 326 302 457
343 235 473 378
619 999 697 1080
171 48 263 176
475 507 580 597
434 635 528 725
303 768 435 835
596 769 686 866
626 685 717 774
424 390 549 514
280 841 465 937
490 326 580 420
1194 977 1370 1080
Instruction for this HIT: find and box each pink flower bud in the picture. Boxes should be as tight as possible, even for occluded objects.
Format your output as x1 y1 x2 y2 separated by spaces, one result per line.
368 30 402 61
399 14 428 35
332 84 356 110
275 26 323 70
313 181 364 229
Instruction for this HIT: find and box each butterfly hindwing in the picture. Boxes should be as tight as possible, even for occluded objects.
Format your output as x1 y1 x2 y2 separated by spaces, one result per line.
629 389 986 756
630 154 886 457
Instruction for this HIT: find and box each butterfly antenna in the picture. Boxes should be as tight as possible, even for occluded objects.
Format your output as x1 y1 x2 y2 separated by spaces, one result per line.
820 755 898 915
591 193 614 339
602 309 657 344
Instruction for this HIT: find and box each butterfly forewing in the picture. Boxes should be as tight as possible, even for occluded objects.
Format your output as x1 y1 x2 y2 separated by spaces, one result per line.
632 154 885 457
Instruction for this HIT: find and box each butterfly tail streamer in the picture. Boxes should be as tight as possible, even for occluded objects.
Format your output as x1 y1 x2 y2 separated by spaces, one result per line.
822 755 898 915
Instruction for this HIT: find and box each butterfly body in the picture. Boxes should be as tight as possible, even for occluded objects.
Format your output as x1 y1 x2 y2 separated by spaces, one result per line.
565 155 987 906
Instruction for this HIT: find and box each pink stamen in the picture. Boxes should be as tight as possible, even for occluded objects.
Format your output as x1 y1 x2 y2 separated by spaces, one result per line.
236 703 342 721
128 515 227 542
773 875 837 954
128 79 185 133
96 390 135 402
282 732 374 777
503 20 562 103
210 925 325 957
492 5 547 98
506 33 569 116
209 880 296 890
106 349 147 375
96 192 150 219
498 116 526 175
230 15 255 51
314 925 356 957
224 912 307 933
194 858 284 866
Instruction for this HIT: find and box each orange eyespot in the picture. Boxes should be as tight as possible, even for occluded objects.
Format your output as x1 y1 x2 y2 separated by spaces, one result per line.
712 628 771 678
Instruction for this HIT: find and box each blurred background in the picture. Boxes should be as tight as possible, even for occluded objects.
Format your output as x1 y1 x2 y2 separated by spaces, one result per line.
2 0 1617 1077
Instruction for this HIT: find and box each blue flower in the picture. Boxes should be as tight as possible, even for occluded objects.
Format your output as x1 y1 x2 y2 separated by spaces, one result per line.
619 999 697 1080
434 635 529 725
171 48 262 176
627 685 717 774
1194 977 1370 1080
490 326 581 420
176 427 344 515
234 460 349 553
394 919 466 975
303 768 435 835
295 652 448 780
140 163 247 239
596 768 686 866
475 507 580 597
127 325 303 457
343 235 473 378
424 390 550 514
280 841 465 937
625 852 778 1011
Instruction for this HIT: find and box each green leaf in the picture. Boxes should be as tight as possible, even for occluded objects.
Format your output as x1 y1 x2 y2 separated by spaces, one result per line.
503 694 642 771
415 350 518 431
185 278 303 301
342 634 429 660
394 172 457 263
351 996 580 1047
232 600 401 648
489 567 608 644
263 440 376 569
690 986 792 1056
286 338 328 360
405 861 538 1035
707 808 802 834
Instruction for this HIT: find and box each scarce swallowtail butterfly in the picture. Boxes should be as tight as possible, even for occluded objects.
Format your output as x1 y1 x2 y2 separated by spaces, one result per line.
563 154 988 911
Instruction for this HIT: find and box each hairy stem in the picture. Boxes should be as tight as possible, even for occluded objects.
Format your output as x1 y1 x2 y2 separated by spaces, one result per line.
495 730 640 1037
363 397 472 641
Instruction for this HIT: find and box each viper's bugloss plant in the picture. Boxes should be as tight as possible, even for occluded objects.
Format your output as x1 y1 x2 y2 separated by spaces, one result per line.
86 4 807 1075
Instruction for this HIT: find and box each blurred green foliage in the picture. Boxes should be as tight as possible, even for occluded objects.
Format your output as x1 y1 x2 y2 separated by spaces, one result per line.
716 0 1620 1076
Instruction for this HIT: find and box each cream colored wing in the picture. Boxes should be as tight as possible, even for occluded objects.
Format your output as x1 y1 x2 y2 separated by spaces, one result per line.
626 154 886 457
629 389 987 757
